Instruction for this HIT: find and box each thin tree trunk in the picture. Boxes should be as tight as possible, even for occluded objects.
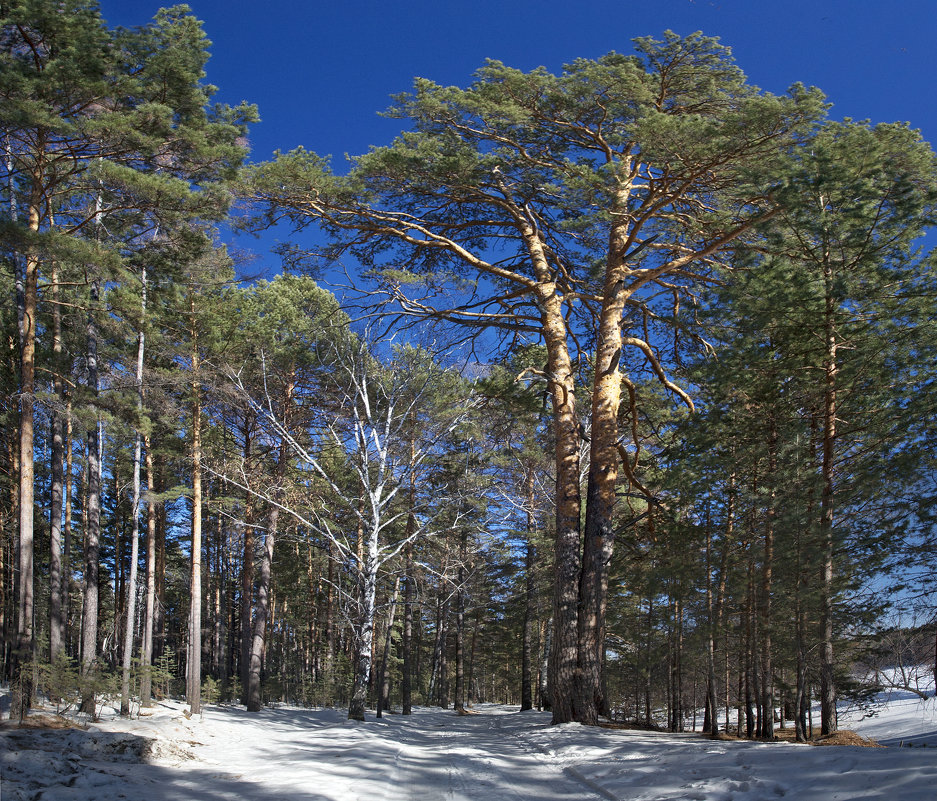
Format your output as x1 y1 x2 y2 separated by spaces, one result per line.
760 420 777 739
238 420 254 704
704 516 716 735
80 277 103 717
819 247 838 736
401 539 415 715
401 431 417 715
121 265 147 716
62 408 74 658
454 534 467 713
645 595 654 727
213 514 224 678
521 467 536 712
140 437 157 706
48 255 65 664
186 297 202 715
324 539 336 689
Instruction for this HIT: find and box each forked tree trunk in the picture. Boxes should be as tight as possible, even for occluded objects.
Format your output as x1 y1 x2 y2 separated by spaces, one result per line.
579 190 634 726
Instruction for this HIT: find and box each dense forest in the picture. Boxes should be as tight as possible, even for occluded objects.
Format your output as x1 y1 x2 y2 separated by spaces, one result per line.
3 0 937 743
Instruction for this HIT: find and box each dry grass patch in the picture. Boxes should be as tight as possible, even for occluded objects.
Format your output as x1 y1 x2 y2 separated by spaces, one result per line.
0 713 87 731
815 730 884 748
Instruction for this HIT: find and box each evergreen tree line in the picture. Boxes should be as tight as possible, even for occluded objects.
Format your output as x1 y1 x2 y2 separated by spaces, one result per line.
3 1 936 739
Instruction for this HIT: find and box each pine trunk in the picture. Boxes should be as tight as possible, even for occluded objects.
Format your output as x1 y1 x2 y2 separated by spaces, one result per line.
48 256 65 664
79 278 103 717
819 252 838 736
11 199 39 721
247 502 277 711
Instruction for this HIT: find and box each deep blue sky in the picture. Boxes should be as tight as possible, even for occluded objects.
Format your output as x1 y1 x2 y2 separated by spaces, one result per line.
98 0 937 271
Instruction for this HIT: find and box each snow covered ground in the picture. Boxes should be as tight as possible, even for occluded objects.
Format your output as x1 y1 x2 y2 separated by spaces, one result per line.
2 684 936 801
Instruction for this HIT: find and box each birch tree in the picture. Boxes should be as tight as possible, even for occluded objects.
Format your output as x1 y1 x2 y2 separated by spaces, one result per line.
219 337 477 720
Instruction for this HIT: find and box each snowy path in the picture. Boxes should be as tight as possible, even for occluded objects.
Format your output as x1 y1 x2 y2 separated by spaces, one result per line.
3 698 937 800
378 708 606 801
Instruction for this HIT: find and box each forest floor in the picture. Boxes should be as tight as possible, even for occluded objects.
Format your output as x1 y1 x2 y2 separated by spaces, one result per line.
2 683 936 800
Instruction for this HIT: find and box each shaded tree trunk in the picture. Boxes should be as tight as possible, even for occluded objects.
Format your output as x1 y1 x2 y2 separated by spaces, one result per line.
247 408 292 712
521 471 536 712
376 576 400 718
819 250 838 736
246 501 277 711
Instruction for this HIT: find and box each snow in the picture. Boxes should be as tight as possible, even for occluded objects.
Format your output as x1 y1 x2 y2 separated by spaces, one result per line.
2 685 936 801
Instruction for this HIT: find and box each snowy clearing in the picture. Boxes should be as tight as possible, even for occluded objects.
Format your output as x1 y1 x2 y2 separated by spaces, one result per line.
2 690 937 801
